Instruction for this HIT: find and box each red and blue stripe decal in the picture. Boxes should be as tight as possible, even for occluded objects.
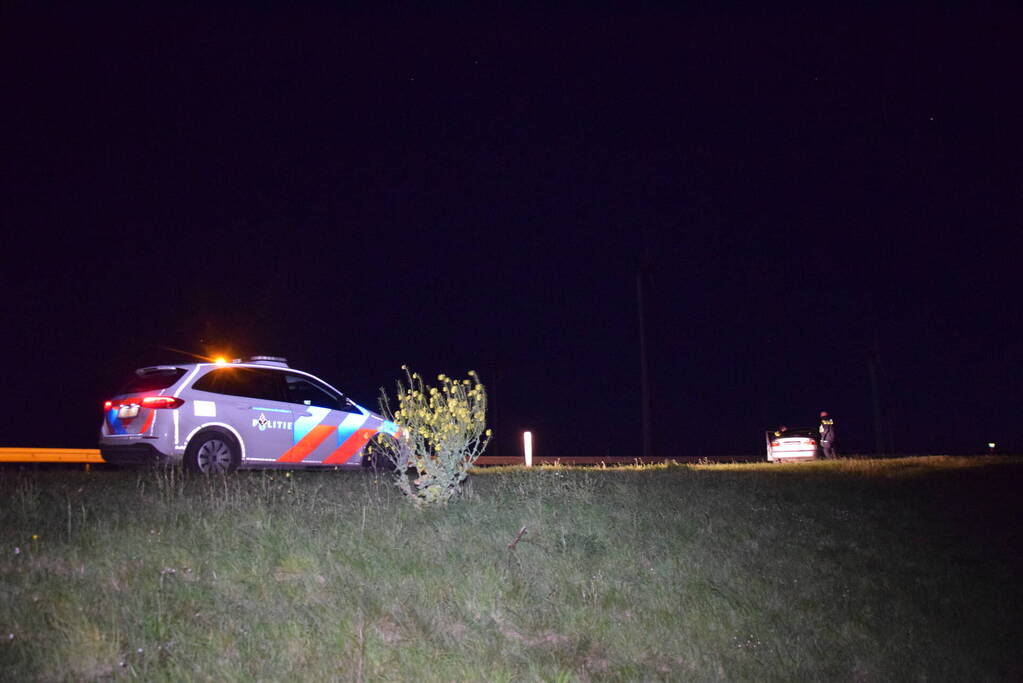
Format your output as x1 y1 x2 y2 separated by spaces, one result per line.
105 398 155 435
277 406 333 463
276 406 380 465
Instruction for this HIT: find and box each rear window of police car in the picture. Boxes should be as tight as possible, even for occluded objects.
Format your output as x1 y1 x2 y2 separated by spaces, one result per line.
118 368 188 394
191 367 286 402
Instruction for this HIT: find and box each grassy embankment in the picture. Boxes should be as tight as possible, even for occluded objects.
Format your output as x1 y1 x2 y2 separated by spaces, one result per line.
1 457 1021 681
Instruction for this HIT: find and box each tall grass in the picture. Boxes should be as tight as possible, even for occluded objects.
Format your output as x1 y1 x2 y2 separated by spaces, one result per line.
1 457 1020 681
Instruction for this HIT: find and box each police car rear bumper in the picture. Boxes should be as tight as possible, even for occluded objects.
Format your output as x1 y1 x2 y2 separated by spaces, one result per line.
101 443 175 466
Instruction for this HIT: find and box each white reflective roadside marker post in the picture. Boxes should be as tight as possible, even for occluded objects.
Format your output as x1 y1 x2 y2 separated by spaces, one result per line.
523 431 533 467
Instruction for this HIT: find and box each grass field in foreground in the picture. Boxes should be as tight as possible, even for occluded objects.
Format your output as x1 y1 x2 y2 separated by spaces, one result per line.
1 457 1021 681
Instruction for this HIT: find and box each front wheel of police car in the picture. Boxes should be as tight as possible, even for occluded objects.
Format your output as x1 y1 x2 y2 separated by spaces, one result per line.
185 431 241 474
363 434 398 474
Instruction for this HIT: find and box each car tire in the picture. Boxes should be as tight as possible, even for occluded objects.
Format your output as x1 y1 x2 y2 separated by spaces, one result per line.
184 431 241 474
363 435 396 473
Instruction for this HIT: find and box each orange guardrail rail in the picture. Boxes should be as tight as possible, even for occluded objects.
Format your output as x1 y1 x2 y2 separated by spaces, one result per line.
475 455 758 466
477 456 681 466
0 448 104 463
0 449 757 466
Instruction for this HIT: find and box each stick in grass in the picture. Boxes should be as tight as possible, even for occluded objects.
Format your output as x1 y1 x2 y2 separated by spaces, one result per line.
508 526 527 550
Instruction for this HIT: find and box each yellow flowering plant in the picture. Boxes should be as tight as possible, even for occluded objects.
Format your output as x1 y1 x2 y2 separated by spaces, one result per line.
377 367 492 506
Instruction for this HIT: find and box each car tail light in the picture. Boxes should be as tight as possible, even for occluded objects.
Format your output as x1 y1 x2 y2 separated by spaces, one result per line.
808 439 816 445
771 441 780 447
140 396 184 409
106 396 184 410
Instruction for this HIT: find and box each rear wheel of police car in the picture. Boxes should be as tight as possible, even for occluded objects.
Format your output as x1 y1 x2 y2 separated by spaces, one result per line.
184 431 241 474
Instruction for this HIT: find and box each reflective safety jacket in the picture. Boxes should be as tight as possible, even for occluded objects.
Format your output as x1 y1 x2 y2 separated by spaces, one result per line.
819 418 835 442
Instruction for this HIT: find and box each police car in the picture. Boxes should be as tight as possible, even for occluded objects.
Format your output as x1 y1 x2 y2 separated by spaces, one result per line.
100 357 399 473
765 428 819 462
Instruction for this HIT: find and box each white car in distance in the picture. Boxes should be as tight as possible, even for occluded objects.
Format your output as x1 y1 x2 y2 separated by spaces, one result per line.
765 428 818 462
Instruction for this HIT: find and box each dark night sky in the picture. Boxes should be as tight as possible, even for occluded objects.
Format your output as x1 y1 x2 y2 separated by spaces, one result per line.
2 5 1021 457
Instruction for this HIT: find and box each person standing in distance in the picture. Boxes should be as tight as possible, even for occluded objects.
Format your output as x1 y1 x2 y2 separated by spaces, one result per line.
818 411 836 459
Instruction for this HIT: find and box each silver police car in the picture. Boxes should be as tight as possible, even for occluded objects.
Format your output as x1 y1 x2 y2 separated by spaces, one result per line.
100 356 398 473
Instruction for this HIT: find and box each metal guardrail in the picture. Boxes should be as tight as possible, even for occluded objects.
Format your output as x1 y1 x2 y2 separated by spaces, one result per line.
0 448 104 463
2 449 1012 467
0 448 758 467
475 456 756 466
